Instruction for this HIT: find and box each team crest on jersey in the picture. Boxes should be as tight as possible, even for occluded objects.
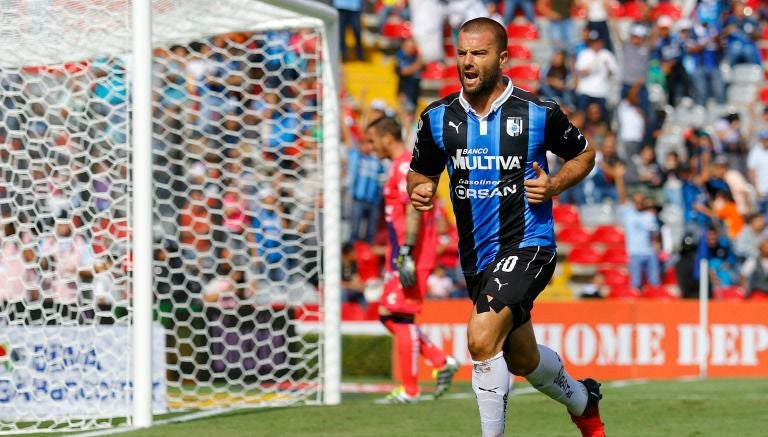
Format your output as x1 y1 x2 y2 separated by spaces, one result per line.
506 117 523 137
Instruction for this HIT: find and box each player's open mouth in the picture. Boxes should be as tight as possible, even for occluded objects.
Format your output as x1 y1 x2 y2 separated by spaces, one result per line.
463 71 479 86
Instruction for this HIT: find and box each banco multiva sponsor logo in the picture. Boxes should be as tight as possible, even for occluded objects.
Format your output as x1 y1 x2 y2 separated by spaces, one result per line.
451 149 523 170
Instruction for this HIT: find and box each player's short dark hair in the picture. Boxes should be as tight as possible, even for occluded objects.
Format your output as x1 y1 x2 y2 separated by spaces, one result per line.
459 17 508 54
367 116 402 142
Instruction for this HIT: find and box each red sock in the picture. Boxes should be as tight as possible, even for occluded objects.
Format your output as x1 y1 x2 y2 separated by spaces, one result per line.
417 326 447 368
385 320 420 396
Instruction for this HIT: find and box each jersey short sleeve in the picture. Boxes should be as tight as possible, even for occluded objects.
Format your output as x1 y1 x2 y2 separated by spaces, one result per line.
544 102 588 161
410 108 447 177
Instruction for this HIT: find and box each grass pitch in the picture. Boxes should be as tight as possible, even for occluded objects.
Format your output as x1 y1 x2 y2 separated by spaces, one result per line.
111 377 768 437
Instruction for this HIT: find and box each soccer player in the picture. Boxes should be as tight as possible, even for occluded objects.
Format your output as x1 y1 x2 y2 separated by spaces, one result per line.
406 17 604 436
366 116 459 404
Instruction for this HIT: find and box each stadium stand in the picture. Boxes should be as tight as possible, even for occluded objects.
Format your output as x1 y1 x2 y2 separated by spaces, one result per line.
326 0 768 308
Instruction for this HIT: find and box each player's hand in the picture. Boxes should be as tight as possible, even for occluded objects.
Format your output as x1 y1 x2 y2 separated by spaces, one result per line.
524 162 554 204
396 245 417 288
410 183 435 211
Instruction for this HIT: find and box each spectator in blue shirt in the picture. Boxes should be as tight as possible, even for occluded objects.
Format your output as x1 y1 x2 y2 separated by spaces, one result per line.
702 225 739 287
722 1 762 66
346 135 385 244
685 21 726 106
333 0 364 61
653 15 689 106
395 37 424 110
615 164 661 289
251 188 286 283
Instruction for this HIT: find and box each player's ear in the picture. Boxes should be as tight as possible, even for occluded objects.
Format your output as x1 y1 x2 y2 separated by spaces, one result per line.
498 48 508 69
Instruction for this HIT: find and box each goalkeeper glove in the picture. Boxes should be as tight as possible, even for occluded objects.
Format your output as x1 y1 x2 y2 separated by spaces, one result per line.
396 245 416 288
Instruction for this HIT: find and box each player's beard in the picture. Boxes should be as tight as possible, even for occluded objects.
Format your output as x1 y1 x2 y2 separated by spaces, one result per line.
460 64 501 98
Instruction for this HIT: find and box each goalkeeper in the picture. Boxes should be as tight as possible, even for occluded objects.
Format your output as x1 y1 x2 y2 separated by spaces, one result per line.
366 116 459 404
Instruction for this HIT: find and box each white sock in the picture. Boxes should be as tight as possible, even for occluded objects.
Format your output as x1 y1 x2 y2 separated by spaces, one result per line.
472 351 510 437
524 344 588 416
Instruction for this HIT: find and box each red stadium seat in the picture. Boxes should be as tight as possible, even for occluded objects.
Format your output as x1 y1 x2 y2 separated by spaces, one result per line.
748 291 768 300
600 246 628 266
441 65 460 80
504 64 540 82
650 2 682 20
422 62 447 81
507 43 533 61
506 23 539 40
557 224 592 246
640 285 676 300
662 267 677 285
381 21 411 39
354 241 381 282
341 302 367 321
365 301 380 320
607 284 640 299
568 246 603 276
293 304 320 322
621 1 646 20
608 1 623 18
760 86 768 103
569 246 602 262
599 267 630 287
439 82 462 98
552 203 581 226
714 286 745 300
591 224 625 247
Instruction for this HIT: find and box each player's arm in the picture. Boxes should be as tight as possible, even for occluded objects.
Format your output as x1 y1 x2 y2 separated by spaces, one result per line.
397 203 422 288
527 102 596 204
544 146 596 200
408 106 447 210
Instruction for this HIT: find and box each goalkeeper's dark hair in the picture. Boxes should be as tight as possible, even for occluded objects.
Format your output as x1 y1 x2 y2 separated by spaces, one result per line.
367 116 402 142
459 17 508 54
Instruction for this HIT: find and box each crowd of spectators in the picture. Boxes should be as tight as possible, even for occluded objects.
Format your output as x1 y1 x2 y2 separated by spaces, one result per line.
332 0 768 300
3 1 768 330
0 28 324 329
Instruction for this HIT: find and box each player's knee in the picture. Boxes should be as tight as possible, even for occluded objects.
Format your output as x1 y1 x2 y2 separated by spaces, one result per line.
467 330 502 361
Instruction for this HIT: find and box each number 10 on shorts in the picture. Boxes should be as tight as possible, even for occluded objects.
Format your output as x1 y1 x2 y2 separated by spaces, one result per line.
493 256 519 273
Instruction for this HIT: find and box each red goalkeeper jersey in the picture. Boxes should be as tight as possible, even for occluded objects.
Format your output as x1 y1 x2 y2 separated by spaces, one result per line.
384 151 437 272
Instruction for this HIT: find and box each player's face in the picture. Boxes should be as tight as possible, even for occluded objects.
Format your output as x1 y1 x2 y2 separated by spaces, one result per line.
365 128 386 159
456 30 506 96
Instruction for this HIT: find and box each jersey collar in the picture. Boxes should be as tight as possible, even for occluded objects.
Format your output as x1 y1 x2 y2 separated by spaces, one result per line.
458 76 514 119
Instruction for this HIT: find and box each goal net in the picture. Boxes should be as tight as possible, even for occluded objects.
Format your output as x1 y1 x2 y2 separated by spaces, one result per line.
0 0 340 433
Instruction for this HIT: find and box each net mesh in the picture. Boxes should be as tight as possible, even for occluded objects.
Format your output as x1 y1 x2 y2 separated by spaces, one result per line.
0 0 327 433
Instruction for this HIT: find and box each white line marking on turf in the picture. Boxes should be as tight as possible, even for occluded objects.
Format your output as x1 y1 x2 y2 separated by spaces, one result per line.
72 408 250 437
72 379 667 434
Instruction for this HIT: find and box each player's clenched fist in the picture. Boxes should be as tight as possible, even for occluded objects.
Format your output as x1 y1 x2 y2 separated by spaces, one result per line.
409 183 435 211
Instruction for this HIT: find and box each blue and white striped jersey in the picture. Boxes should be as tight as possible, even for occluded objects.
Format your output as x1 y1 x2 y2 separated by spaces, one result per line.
411 79 588 275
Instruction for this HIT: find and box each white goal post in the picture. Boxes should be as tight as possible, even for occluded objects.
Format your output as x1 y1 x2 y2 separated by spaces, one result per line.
0 0 340 433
